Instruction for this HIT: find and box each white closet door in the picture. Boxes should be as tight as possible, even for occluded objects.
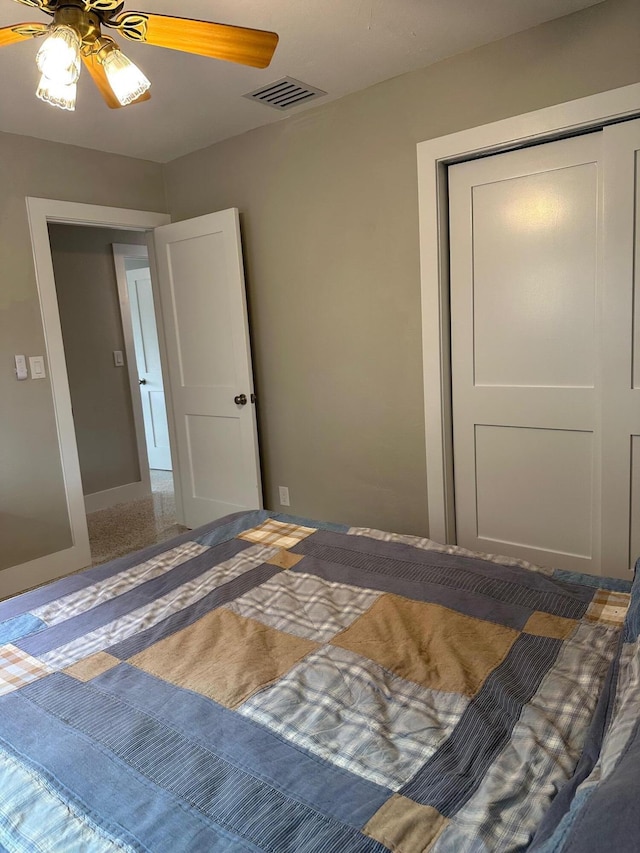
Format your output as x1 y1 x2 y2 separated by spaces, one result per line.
601 120 640 575
449 133 603 574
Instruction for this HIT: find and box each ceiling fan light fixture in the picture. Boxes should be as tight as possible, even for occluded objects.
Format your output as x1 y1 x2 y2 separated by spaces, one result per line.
36 24 81 86
36 73 77 111
101 47 150 106
3 2 278 113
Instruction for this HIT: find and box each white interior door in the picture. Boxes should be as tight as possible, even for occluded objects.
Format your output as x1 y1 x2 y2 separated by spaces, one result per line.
449 133 603 574
126 267 172 471
153 208 262 529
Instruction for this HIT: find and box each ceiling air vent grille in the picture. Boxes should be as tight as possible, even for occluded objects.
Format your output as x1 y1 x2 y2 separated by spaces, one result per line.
243 77 327 111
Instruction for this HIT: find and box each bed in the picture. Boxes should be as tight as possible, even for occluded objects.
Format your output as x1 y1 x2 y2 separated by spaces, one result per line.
0 509 637 852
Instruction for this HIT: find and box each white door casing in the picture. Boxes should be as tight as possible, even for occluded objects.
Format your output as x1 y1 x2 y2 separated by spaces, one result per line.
126 266 172 471
448 133 602 574
153 208 263 529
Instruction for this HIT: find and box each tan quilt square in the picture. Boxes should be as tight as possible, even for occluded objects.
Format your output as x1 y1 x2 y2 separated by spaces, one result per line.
266 549 305 569
129 608 319 709
524 611 578 640
238 519 316 550
332 594 518 696
364 794 449 853
585 590 630 627
64 652 120 682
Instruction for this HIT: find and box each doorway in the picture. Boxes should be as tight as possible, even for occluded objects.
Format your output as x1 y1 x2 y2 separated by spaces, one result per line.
4 198 261 601
49 223 183 565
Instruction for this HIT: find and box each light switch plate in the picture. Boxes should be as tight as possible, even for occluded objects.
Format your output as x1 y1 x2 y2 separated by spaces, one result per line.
29 356 46 379
14 354 28 381
113 350 124 367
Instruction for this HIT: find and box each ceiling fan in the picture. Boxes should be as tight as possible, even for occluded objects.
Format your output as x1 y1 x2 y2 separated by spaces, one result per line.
0 0 279 111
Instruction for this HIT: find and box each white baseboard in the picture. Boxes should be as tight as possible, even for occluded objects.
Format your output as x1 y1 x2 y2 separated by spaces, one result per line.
84 481 151 514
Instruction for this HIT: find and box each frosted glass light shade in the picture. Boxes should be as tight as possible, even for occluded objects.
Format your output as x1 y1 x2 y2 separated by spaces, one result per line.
36 25 81 86
102 49 150 105
36 75 77 111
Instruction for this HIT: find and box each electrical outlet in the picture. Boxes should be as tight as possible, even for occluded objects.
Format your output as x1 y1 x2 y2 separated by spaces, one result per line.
278 486 290 506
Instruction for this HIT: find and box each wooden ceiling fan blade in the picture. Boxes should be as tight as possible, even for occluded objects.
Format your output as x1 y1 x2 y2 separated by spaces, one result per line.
0 22 48 48
82 53 151 109
114 13 278 68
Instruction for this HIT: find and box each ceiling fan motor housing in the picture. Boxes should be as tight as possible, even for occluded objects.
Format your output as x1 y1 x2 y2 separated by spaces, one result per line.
53 4 101 50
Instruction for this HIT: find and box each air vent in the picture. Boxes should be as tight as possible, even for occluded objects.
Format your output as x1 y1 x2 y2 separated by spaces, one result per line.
243 77 327 111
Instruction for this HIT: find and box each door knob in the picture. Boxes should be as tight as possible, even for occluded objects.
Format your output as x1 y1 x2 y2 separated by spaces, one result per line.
234 393 247 405
139 378 147 385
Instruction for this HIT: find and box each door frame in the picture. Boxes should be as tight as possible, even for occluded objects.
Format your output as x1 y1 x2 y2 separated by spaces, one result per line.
10 198 171 597
418 81 640 546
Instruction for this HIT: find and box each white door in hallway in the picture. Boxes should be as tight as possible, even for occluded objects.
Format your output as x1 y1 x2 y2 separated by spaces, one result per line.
126 267 172 471
153 208 262 529
449 121 640 577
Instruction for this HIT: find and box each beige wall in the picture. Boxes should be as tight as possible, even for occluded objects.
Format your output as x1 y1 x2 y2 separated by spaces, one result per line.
49 224 148 497
163 0 640 535
0 132 165 572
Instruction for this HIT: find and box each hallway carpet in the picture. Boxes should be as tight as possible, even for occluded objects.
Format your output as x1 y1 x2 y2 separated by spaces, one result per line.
87 470 188 566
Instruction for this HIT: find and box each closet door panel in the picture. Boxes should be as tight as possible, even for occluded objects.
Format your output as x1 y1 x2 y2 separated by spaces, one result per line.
449 132 603 574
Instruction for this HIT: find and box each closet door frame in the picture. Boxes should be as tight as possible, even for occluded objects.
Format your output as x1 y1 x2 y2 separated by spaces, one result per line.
417 82 640 547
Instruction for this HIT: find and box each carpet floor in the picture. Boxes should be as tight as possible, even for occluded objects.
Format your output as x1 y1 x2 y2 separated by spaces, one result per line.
87 470 188 566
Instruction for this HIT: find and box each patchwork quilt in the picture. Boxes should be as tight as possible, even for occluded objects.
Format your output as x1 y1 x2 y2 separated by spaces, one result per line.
0 510 635 852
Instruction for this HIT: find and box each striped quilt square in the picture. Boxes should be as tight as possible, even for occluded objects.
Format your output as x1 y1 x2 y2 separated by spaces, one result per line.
348 527 556 575
585 590 630 627
429 622 621 852
0 645 50 696
239 520 316 550
224 572 380 642
240 644 468 790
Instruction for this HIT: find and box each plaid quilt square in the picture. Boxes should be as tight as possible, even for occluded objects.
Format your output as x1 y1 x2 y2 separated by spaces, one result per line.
224 571 380 642
239 644 468 790
585 590 630 627
0 644 50 696
238 519 316 550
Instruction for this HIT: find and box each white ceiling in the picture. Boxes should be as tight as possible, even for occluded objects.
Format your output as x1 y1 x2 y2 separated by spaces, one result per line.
0 0 604 163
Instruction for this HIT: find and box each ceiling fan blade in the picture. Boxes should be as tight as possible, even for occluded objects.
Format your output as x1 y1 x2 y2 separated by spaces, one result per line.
0 22 48 47
82 52 151 109
112 13 278 68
